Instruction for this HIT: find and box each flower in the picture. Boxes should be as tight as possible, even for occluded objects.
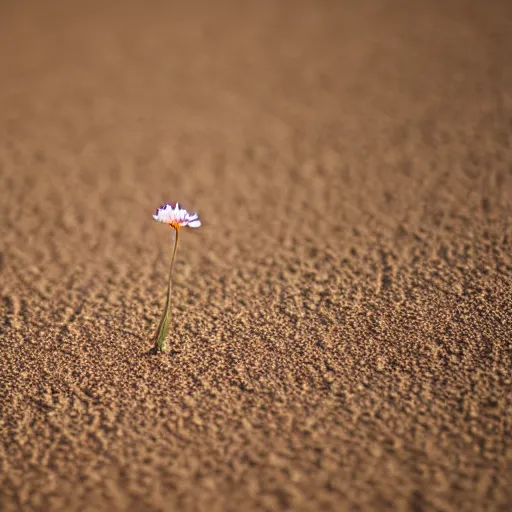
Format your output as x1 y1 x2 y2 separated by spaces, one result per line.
153 203 201 229
151 201 201 353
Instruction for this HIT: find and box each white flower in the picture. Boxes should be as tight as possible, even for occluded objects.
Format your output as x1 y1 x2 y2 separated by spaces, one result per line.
153 203 201 228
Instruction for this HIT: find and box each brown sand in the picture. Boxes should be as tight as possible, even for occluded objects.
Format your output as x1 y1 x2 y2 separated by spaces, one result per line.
1 1 512 510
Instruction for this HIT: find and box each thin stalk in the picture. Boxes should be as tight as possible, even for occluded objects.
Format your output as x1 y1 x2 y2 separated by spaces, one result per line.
154 227 180 352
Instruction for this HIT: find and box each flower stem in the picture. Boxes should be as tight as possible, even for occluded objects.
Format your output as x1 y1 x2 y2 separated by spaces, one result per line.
154 227 180 352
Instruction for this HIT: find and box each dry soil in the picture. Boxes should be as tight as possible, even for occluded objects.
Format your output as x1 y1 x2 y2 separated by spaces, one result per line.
1 1 512 511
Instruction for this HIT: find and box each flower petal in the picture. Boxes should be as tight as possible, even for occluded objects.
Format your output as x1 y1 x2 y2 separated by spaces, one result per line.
153 202 201 228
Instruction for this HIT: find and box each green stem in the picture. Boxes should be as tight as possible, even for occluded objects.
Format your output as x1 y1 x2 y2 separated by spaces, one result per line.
154 227 180 352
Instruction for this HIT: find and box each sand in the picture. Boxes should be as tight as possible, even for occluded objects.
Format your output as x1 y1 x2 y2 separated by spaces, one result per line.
1 1 511 510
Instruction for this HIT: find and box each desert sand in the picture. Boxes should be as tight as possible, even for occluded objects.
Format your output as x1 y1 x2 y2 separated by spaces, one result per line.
1 1 511 511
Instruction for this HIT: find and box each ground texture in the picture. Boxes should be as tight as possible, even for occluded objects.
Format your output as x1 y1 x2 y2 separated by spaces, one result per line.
1 1 512 511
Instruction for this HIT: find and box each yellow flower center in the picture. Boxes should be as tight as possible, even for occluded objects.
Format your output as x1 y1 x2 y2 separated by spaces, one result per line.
169 222 181 230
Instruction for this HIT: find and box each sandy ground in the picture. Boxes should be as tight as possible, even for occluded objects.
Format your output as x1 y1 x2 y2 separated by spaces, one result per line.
1 1 512 510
